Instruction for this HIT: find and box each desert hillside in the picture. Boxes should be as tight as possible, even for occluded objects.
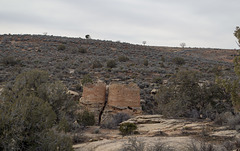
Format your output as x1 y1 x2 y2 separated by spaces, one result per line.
1 34 240 151
0 34 237 112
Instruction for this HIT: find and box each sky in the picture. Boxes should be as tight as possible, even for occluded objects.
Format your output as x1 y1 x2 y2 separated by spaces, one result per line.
0 0 240 49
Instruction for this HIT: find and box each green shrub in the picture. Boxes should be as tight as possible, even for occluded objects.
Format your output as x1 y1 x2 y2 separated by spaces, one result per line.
77 110 95 127
173 57 185 65
107 60 117 68
57 44 66 51
79 47 87 53
0 69 77 150
154 70 231 119
216 27 240 112
1 56 20 66
143 59 148 66
36 130 73 151
92 60 103 69
119 123 137 136
152 77 162 84
81 74 93 86
118 55 129 62
0 94 73 150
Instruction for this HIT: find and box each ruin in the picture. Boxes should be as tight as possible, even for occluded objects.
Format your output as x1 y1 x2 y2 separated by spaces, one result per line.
79 82 106 124
79 82 142 125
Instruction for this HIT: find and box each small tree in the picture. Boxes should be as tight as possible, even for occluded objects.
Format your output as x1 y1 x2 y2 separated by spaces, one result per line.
85 34 91 39
180 42 186 50
217 27 240 112
142 41 146 45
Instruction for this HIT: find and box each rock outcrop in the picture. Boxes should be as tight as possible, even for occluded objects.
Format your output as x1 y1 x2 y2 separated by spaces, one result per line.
79 82 142 124
79 82 106 123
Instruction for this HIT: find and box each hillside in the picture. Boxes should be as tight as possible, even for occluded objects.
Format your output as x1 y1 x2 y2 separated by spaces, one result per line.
1 34 240 150
0 34 237 113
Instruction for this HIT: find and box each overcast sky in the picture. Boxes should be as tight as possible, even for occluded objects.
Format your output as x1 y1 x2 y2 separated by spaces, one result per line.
1 0 240 49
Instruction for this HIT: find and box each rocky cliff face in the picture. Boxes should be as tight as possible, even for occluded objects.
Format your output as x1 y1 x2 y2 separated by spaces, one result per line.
79 82 142 124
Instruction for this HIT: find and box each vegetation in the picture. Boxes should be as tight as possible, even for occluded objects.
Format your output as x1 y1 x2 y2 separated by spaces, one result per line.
79 47 87 53
57 44 66 51
118 55 129 62
85 34 91 39
143 59 148 66
152 77 162 84
101 113 130 129
92 60 103 69
180 42 186 49
77 110 95 127
0 69 75 150
121 137 174 151
216 26 240 112
121 137 145 151
1 56 21 66
154 70 231 119
186 141 218 151
173 57 185 65
107 59 117 68
119 123 137 136
81 74 93 86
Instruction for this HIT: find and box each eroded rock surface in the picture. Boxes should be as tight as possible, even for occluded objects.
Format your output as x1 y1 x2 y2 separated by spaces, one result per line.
73 115 239 151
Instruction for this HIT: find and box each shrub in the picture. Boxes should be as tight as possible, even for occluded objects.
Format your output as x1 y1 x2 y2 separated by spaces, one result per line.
72 133 89 144
0 69 77 150
107 59 117 68
154 70 231 119
185 141 219 151
143 59 148 66
77 110 95 127
227 113 240 130
173 57 185 65
81 74 93 86
119 123 137 136
150 141 174 151
121 137 145 151
101 113 130 129
92 60 103 69
36 130 73 151
121 137 174 151
57 44 66 51
1 56 20 66
118 55 129 62
79 47 87 53
152 77 162 84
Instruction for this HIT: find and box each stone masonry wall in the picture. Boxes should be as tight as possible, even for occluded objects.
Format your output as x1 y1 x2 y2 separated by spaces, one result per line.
79 82 142 125
79 82 106 123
